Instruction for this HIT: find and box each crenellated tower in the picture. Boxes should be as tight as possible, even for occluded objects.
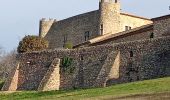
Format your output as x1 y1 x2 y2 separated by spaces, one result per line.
99 0 121 35
39 18 55 38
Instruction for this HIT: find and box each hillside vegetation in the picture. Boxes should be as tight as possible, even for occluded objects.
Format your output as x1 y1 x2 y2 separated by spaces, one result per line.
0 77 170 100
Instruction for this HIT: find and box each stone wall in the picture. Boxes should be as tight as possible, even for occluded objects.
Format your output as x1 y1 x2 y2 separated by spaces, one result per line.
94 50 120 87
42 11 152 49
2 63 19 91
38 58 60 91
39 1 152 49
120 14 152 31
153 17 170 37
99 1 121 35
11 36 170 91
44 10 100 49
117 37 170 82
39 18 55 38
89 24 154 46
17 45 115 90
95 36 170 87
112 30 153 43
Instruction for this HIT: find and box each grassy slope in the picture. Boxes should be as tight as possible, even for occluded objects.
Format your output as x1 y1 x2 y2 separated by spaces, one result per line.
0 77 170 100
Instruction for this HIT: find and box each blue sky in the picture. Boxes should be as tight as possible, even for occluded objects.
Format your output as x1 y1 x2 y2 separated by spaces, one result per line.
0 0 170 52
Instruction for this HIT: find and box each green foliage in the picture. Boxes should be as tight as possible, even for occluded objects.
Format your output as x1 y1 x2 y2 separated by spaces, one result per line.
60 57 74 73
17 35 49 53
64 42 73 49
0 77 170 100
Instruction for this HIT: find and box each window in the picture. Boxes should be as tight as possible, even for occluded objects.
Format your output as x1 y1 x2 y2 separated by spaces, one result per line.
125 26 132 31
100 24 103 35
63 34 68 47
125 26 128 31
150 32 154 38
84 31 90 41
130 51 133 57
80 55 84 60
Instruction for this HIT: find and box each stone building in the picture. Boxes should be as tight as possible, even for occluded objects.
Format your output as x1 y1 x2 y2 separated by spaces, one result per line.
39 0 152 49
2 0 170 91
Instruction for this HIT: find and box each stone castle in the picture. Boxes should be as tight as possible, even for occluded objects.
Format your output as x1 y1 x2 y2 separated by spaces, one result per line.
2 0 170 91
39 0 152 48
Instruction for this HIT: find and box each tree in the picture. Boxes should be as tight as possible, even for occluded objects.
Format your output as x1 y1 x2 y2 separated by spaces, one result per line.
0 50 16 80
17 35 49 53
0 47 4 59
0 47 6 63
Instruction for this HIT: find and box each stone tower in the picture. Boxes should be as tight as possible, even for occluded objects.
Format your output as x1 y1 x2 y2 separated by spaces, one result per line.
39 18 55 38
99 0 121 35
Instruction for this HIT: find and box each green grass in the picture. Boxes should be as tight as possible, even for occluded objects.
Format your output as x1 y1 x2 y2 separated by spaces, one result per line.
0 77 170 100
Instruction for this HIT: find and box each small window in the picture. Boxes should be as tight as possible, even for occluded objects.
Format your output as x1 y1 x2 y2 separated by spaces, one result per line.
101 24 103 29
100 24 103 35
80 55 84 60
125 26 132 31
84 31 90 41
130 51 133 57
125 26 129 31
150 32 154 38
63 34 68 47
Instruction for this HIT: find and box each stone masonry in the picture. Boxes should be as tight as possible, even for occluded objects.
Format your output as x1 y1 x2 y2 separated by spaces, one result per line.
3 36 170 91
2 63 19 91
39 0 152 49
38 58 60 91
2 0 170 91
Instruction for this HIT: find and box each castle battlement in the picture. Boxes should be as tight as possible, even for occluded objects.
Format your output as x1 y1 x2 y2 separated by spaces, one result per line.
37 0 152 49
100 0 119 3
39 18 57 38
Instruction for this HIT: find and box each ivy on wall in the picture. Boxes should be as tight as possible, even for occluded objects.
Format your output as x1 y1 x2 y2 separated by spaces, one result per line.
60 57 75 73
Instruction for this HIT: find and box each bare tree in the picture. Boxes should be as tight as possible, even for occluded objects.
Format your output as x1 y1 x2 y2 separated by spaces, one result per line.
0 47 6 60
0 47 2 58
0 49 17 80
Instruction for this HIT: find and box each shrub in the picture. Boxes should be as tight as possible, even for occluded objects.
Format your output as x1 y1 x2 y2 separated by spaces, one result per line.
17 35 49 53
64 42 73 49
60 57 75 73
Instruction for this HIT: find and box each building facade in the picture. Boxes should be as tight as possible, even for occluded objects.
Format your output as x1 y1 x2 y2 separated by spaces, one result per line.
39 0 152 49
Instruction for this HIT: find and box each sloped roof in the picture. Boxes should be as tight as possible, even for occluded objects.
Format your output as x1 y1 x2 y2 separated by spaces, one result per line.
121 13 151 21
74 23 153 48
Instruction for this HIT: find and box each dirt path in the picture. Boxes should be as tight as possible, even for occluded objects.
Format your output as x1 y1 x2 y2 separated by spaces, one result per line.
113 92 170 100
